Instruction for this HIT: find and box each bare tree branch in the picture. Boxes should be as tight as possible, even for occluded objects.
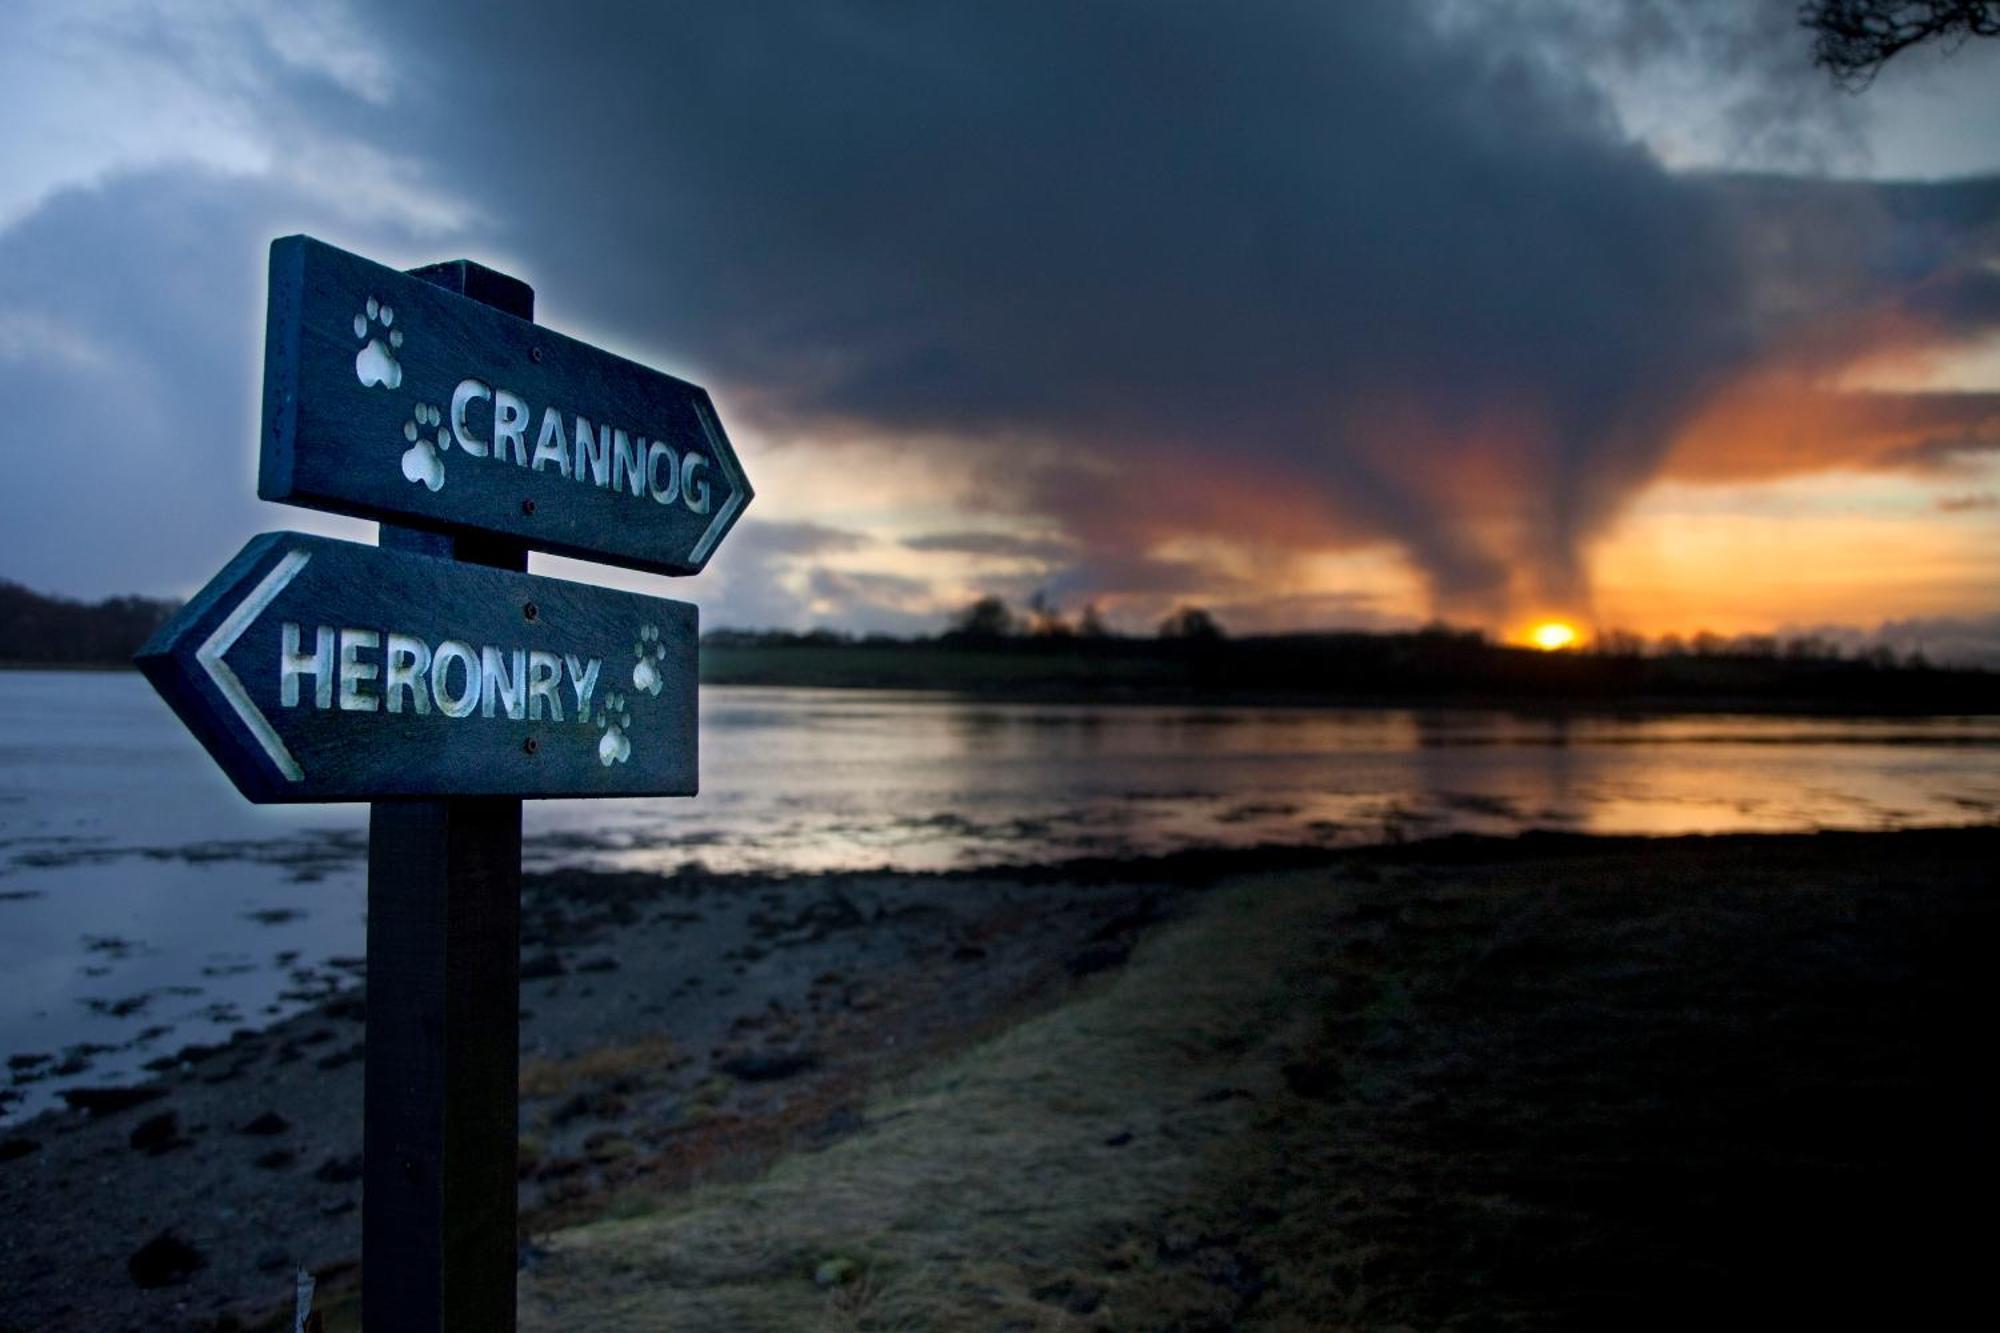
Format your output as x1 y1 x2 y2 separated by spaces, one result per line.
1801 0 2000 88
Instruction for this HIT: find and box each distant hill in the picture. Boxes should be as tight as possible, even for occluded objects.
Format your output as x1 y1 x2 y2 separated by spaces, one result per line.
0 580 180 668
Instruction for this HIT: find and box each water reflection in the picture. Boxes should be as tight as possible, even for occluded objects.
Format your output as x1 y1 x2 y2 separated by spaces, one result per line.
534 690 2000 875
2 674 1997 1121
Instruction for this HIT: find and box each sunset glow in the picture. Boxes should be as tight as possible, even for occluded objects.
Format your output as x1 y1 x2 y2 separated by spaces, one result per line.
1529 622 1581 652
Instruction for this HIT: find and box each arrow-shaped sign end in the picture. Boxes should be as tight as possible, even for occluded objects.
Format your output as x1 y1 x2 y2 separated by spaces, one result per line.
195 548 310 783
690 395 751 569
136 539 311 796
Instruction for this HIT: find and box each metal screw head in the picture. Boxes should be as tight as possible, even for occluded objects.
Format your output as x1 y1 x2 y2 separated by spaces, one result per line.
523 601 539 622
521 498 537 516
531 346 544 363
522 737 539 755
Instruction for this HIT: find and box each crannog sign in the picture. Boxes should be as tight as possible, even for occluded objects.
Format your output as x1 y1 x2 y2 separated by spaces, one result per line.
136 238 748 1333
137 532 696 802
260 235 750 576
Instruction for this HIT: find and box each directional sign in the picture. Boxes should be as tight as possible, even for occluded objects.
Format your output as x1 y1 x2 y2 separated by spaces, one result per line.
259 236 751 576
137 533 696 802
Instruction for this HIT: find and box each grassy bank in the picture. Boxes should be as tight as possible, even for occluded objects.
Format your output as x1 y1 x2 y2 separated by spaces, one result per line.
700 637 1999 713
506 827 1998 1329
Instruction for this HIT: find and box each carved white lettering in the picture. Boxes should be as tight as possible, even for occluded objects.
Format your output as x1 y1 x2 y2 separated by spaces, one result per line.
565 653 601 722
574 416 611 488
384 633 432 714
493 390 530 466
527 650 564 722
337 628 380 712
531 407 571 478
280 622 334 709
681 452 711 514
450 379 492 457
646 439 679 505
611 429 646 497
480 645 527 720
431 640 480 719
280 625 611 731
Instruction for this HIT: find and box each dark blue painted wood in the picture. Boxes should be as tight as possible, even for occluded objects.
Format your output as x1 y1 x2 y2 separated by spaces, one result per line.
136 532 697 802
362 253 532 1333
261 235 752 575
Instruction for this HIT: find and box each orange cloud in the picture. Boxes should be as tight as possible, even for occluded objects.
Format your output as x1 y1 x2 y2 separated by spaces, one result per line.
1666 379 2000 483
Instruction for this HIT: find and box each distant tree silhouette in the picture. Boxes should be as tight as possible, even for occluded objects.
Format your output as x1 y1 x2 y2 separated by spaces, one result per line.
0 580 179 665
1023 589 1074 638
1157 606 1225 642
945 595 1016 640
1802 1 2000 86
1077 602 1113 639
1592 628 1647 658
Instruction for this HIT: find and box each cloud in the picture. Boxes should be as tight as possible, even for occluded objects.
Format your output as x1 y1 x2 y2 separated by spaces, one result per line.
1938 492 1997 512
4 0 1995 635
0 166 451 598
1668 386 2000 481
726 520 872 560
901 531 1073 562
333 1 1995 623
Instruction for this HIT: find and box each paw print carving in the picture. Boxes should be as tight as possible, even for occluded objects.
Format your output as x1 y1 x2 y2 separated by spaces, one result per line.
353 297 403 390
596 693 632 767
401 402 448 492
631 624 667 695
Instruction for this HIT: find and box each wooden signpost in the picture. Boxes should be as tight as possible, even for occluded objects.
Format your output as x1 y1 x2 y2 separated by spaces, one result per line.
137 239 750 1331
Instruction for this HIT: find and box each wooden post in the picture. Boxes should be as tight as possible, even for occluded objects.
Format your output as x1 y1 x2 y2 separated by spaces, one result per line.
363 260 533 1332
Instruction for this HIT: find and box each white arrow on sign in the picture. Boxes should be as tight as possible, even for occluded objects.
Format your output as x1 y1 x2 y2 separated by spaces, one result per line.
194 547 310 783
689 396 746 566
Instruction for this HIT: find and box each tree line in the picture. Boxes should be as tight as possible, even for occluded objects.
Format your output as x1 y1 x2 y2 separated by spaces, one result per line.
0 580 180 666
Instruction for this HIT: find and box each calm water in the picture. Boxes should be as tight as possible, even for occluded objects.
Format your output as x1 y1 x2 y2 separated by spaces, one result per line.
3 669 1996 1120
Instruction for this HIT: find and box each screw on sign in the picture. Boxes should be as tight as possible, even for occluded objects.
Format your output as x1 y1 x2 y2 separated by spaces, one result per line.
139 238 749 1333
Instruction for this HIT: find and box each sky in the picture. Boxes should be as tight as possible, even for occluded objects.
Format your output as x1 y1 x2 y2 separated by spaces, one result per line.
1 1 1996 659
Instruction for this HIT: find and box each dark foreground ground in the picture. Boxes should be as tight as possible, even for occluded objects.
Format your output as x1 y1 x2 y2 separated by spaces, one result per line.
3 826 1994 1330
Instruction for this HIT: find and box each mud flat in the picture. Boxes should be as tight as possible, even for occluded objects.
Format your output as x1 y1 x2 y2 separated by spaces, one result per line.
2 828 1994 1330
0 848 1250 1331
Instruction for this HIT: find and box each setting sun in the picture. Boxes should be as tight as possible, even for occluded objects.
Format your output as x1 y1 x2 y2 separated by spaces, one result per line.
1529 621 1581 652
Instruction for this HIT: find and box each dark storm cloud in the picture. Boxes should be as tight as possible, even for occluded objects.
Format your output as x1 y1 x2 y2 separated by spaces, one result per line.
666 518 883 630
0 167 453 597
1881 434 2000 468
326 0 1992 620
902 532 1073 563
728 520 872 560
6 2 1994 624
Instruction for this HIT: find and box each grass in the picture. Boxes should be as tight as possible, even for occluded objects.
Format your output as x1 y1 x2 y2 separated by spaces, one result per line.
511 829 2000 1330
516 867 1341 1331
519 1034 683 1100
286 828 1998 1330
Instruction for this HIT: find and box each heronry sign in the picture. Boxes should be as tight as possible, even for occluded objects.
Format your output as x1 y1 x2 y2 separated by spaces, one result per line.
260 235 751 576
136 532 696 802
139 240 748 1332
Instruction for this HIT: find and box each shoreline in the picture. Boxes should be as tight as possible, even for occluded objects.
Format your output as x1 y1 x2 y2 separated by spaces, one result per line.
5 661 1996 718
2 826 1995 1329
